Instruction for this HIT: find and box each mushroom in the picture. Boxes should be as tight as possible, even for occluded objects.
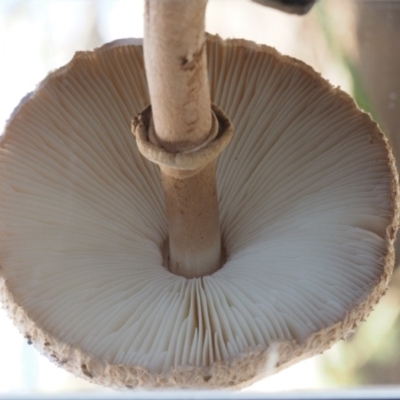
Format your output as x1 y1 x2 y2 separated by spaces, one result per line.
0 34 398 392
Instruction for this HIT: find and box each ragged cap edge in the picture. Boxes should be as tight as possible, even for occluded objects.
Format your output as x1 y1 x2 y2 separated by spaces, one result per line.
2 38 144 138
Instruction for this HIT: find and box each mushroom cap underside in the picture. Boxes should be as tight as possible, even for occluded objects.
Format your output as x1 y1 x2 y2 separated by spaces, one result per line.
0 35 398 388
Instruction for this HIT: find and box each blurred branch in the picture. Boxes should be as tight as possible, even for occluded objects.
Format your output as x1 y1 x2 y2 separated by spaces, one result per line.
251 0 317 15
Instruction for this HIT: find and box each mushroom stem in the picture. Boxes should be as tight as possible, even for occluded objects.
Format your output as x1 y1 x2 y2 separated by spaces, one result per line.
144 0 222 278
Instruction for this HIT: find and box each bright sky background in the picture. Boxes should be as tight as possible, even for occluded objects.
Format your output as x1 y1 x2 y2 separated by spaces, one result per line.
0 0 350 394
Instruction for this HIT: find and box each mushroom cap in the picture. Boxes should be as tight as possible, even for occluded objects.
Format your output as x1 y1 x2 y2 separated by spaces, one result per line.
0 35 398 389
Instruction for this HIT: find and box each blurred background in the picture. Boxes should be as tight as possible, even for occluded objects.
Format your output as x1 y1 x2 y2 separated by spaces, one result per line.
0 0 400 394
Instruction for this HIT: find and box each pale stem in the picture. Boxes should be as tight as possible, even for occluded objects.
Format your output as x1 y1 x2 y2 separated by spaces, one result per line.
144 0 222 278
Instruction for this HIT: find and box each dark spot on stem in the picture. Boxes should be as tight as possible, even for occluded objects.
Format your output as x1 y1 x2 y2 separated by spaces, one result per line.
180 43 205 71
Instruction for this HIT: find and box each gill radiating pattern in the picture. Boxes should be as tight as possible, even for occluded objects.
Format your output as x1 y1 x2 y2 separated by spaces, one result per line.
0 38 393 373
